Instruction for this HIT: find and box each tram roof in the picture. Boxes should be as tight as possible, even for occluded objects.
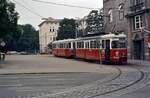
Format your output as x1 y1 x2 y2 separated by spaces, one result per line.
76 33 126 41
53 33 126 43
101 33 126 38
52 39 75 43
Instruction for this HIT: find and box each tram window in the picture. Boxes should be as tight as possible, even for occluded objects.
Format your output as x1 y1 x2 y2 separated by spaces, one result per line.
102 40 105 49
78 42 80 48
62 43 64 48
61 43 63 48
87 42 89 48
68 43 71 48
85 42 87 48
85 42 89 48
63 43 66 48
112 41 119 48
77 42 81 48
60 44 62 48
79 42 81 48
96 41 101 48
90 41 96 48
81 42 84 48
92 41 96 48
90 41 93 48
85 42 88 48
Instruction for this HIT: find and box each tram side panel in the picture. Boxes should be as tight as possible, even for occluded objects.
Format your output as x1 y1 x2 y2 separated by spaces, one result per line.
52 49 58 56
85 49 100 61
75 49 86 59
65 49 74 57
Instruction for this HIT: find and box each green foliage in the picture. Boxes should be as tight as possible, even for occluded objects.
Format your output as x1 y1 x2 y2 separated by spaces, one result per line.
17 24 39 52
4 24 39 52
0 0 18 38
57 18 76 40
85 10 104 35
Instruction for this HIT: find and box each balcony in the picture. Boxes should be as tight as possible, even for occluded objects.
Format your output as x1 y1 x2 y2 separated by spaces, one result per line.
130 2 145 12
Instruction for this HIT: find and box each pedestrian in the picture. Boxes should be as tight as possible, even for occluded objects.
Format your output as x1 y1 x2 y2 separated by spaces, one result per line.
0 41 6 61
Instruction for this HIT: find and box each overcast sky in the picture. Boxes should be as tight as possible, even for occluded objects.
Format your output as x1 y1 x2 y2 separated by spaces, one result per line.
13 0 103 29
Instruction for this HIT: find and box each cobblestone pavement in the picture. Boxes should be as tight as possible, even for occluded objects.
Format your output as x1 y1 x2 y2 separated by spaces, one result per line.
36 66 148 98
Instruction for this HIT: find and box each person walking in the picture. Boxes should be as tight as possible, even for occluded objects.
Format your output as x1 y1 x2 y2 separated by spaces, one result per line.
0 40 6 61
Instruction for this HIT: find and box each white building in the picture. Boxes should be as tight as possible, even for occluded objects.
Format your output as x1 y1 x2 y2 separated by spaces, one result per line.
39 17 61 53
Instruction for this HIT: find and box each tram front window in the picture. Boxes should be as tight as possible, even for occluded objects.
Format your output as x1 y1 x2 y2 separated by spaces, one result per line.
119 42 126 48
111 41 126 49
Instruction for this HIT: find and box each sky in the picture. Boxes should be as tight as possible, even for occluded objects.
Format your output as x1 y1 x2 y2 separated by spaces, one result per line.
12 0 103 29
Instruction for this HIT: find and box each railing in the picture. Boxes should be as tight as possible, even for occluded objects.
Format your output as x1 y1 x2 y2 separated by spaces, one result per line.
130 2 145 11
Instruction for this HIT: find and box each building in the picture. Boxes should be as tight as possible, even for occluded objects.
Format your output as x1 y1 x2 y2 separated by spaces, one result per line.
104 0 150 60
39 17 61 53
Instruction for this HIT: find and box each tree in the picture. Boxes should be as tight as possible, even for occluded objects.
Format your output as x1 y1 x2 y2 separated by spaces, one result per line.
0 0 18 38
85 10 104 35
17 24 39 53
57 18 76 40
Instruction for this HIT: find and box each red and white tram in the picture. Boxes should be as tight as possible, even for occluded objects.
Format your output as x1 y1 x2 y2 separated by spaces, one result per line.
52 39 75 57
52 33 127 64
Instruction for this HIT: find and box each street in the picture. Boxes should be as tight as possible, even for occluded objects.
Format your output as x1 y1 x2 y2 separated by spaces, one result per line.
0 55 150 98
0 55 116 98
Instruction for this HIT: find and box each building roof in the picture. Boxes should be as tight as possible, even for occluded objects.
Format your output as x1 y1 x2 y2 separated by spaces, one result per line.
38 17 62 27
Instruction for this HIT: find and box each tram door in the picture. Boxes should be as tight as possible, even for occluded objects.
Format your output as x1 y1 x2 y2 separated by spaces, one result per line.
105 40 110 63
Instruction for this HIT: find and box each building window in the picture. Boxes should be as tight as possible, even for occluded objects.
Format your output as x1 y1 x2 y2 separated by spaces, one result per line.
50 29 51 32
119 11 124 20
118 3 124 20
108 9 113 22
135 0 142 5
134 15 143 29
50 37 52 40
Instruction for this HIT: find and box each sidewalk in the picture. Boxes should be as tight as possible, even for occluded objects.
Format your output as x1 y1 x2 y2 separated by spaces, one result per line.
128 59 150 66
0 55 116 75
0 55 150 75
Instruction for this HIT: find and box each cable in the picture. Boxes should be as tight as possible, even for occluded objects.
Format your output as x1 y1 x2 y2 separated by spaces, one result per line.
13 0 44 18
32 0 101 10
32 0 132 10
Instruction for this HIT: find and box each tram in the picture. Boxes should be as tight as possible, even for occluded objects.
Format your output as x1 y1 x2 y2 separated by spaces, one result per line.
52 33 127 64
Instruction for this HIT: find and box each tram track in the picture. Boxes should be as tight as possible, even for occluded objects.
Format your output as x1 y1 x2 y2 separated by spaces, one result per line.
93 66 145 98
36 65 147 98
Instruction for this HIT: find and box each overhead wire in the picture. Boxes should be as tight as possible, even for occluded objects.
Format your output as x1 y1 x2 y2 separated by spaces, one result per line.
32 0 101 10
32 0 131 10
13 0 44 18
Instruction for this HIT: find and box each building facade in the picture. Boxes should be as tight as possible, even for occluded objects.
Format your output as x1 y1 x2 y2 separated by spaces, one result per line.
104 0 150 60
39 17 60 53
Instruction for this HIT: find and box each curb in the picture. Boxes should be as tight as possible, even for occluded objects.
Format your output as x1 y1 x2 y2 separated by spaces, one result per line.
0 72 92 75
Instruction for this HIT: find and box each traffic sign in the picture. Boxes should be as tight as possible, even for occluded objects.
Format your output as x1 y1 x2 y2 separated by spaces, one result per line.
0 41 6 47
